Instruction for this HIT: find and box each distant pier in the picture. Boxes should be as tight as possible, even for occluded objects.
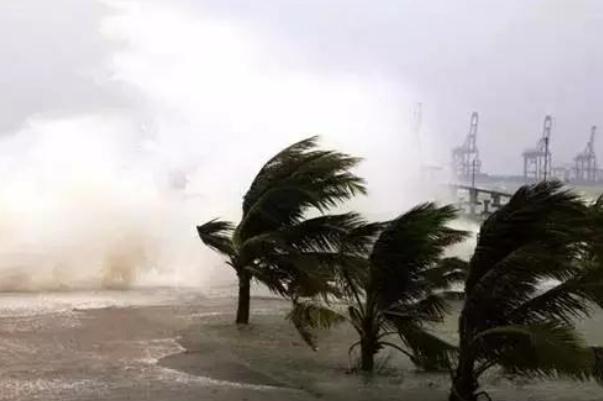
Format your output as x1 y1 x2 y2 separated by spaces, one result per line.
450 184 512 220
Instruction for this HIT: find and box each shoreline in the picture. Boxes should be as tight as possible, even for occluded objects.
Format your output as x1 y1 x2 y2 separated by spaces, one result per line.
0 289 601 400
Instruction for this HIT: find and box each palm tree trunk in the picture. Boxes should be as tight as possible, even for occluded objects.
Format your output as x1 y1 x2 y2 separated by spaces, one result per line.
359 312 378 372
360 337 376 372
450 355 478 401
450 315 478 401
236 271 251 324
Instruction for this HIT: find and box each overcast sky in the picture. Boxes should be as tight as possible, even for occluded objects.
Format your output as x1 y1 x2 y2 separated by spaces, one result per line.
1 0 602 175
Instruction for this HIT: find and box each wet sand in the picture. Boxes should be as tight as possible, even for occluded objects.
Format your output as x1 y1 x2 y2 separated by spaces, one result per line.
0 287 601 400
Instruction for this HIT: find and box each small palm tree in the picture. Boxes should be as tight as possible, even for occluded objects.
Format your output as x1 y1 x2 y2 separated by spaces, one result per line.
348 204 467 372
197 137 366 324
450 181 603 401
289 203 467 372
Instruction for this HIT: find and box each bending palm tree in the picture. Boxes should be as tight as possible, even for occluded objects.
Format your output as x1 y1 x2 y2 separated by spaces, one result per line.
197 137 366 324
450 181 603 401
289 203 467 372
348 204 467 372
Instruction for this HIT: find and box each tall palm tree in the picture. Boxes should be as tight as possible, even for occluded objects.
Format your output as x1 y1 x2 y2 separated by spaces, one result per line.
450 181 603 401
197 137 366 324
289 203 468 372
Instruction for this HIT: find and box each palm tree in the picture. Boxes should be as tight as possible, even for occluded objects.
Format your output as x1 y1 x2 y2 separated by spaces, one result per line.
349 204 467 372
196 137 366 324
288 203 468 372
450 181 603 401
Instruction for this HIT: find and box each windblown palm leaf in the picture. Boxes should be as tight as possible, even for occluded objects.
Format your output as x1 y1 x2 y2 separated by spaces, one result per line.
196 219 236 259
394 321 458 370
370 204 467 309
236 137 366 244
287 300 346 350
475 322 594 381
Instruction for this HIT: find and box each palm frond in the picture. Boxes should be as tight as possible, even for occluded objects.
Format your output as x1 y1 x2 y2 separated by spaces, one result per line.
247 251 353 299
236 138 366 243
369 203 467 308
287 300 346 350
396 322 458 371
240 213 368 257
246 262 289 297
475 323 594 381
465 241 583 331
384 293 450 324
242 136 320 216
196 219 236 259
334 221 387 302
241 211 377 300
420 257 469 291
340 220 386 255
465 181 587 295
507 262 603 325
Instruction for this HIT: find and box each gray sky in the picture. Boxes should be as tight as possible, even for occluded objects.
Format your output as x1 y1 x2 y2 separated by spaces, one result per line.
1 0 602 175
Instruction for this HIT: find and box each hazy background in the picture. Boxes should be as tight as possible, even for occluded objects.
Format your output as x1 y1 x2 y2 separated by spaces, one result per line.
0 0 598 289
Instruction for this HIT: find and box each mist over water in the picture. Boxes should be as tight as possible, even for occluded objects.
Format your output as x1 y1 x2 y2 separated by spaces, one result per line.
0 1 454 291
0 114 202 290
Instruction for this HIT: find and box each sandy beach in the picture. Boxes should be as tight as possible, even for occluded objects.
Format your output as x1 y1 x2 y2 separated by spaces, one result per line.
0 287 601 401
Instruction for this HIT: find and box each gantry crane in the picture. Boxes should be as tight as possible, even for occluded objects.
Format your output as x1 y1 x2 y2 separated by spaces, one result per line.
452 112 481 183
574 125 598 183
523 115 552 182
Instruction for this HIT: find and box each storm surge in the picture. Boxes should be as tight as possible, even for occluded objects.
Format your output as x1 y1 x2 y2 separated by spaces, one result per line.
0 114 212 291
